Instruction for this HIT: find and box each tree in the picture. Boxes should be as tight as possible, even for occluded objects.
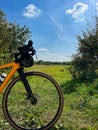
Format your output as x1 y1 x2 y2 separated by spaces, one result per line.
0 10 31 64
70 16 98 82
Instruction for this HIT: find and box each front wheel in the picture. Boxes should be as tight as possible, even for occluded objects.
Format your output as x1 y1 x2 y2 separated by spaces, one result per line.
2 71 63 130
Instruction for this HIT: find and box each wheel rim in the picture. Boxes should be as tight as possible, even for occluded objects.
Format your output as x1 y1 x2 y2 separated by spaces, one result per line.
3 72 63 130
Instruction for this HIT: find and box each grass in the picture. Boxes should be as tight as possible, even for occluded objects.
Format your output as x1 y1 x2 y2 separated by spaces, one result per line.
0 65 98 129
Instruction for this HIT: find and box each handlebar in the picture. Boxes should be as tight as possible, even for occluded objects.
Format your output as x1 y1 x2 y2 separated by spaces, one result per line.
14 40 36 63
18 40 33 53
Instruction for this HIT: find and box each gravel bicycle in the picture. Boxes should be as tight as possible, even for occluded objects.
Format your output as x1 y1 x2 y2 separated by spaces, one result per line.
0 40 63 130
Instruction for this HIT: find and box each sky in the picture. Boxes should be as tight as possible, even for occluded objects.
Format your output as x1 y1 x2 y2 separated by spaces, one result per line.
0 0 98 62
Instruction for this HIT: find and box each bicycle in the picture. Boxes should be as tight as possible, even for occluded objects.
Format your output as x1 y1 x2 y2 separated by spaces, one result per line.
0 40 63 130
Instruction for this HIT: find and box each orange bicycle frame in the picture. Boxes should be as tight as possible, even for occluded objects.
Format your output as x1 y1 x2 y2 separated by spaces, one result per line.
0 62 21 93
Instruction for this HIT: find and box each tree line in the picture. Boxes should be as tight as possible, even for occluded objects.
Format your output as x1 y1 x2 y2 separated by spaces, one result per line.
35 60 71 65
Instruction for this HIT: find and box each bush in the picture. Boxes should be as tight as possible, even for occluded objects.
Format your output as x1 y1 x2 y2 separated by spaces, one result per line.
69 16 98 82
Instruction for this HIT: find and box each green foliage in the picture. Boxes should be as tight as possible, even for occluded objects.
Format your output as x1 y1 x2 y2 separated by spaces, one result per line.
70 16 98 82
0 9 31 64
61 78 98 129
1 65 98 129
61 78 81 94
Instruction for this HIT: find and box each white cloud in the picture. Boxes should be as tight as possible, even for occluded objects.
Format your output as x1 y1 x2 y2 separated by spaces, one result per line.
96 2 98 13
37 51 70 62
66 2 88 22
38 48 48 52
50 15 67 42
23 4 42 18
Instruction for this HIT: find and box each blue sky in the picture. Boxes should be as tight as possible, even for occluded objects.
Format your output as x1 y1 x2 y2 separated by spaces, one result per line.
0 0 98 62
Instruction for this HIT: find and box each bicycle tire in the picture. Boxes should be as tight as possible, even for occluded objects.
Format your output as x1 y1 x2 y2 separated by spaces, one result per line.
2 71 63 130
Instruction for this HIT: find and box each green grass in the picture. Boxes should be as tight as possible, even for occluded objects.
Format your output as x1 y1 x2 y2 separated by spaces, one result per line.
0 65 98 129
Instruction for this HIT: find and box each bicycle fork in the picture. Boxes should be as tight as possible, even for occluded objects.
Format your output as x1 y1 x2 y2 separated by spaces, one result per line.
17 68 37 105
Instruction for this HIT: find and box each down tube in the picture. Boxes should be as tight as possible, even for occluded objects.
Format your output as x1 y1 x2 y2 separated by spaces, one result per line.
0 63 20 93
